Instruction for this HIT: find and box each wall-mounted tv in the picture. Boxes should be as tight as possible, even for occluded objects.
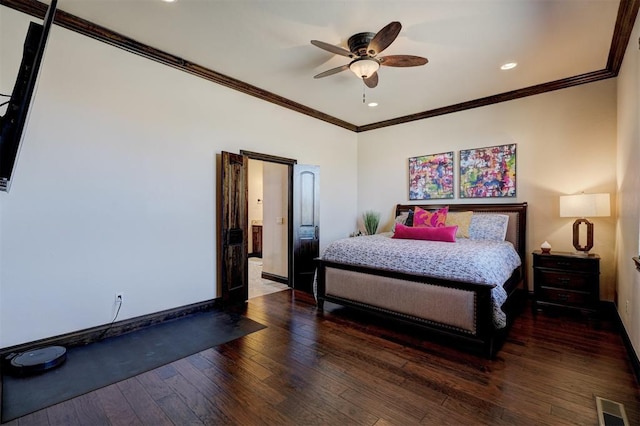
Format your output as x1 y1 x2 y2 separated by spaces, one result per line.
0 0 57 192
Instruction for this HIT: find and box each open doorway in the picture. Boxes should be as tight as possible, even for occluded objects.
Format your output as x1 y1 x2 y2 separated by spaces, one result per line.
220 150 319 306
247 158 290 299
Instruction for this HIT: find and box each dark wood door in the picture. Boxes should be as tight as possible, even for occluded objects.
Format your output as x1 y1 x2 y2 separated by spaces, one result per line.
220 151 248 306
293 165 320 293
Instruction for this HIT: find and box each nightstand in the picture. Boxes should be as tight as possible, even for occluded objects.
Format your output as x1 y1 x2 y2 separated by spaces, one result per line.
532 250 600 316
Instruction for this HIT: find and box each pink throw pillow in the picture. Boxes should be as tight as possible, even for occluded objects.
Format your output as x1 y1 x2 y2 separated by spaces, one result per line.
393 223 458 242
413 206 449 228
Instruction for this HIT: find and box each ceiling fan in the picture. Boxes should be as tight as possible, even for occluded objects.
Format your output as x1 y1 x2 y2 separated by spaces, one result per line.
311 21 428 88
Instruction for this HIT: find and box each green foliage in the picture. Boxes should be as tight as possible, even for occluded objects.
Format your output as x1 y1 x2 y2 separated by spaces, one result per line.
362 210 380 235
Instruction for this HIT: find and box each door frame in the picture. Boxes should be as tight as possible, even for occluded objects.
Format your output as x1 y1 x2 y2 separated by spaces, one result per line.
240 150 296 287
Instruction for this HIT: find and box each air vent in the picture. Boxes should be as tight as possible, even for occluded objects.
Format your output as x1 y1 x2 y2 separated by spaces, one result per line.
596 396 629 426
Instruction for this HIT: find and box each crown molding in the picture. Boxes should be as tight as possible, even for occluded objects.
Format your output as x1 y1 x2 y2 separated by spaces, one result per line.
2 0 637 133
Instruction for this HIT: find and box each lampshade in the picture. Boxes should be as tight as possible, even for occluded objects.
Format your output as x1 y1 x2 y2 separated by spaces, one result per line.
559 193 610 218
349 58 380 79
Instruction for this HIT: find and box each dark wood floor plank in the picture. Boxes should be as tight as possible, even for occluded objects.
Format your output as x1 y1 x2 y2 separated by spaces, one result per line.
202 345 274 383
94 384 143 426
261 361 379 425
198 348 336 424
117 376 174 426
71 392 111 426
339 387 426 425
153 393 203 426
170 356 269 425
162 364 232 425
134 370 175 402
195 349 287 405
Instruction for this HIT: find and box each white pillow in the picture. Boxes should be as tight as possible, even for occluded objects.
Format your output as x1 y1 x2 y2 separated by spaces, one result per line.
392 211 410 232
468 213 509 241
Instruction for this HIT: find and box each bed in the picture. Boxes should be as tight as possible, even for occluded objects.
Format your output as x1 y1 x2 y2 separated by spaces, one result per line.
315 202 527 358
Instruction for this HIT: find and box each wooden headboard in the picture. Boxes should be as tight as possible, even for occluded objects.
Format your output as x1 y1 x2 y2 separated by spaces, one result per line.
395 203 528 266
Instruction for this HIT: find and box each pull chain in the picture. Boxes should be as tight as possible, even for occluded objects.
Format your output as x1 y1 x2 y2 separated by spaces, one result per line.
362 80 366 104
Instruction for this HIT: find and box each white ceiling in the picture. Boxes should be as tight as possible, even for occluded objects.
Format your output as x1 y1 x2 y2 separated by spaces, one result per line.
52 0 621 128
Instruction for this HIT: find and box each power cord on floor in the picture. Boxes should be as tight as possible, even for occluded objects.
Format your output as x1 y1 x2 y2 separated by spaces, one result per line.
96 295 122 341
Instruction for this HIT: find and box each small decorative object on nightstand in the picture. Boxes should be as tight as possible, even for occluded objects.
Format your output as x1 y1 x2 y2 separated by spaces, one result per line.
540 241 551 254
532 250 600 317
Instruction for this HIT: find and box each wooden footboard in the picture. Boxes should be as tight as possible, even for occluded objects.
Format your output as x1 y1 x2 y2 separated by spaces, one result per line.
316 259 522 357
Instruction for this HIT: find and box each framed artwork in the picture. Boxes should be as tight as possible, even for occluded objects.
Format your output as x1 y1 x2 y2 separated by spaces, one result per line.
459 144 516 198
408 152 454 200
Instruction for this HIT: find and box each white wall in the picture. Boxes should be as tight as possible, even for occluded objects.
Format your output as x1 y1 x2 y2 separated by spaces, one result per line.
357 80 618 295
616 11 640 360
0 8 357 347
262 162 288 278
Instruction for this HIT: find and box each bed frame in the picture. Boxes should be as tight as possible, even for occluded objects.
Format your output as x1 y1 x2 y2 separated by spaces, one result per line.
315 202 528 358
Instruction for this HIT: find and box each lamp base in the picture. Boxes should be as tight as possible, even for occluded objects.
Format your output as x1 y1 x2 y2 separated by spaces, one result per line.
572 218 593 253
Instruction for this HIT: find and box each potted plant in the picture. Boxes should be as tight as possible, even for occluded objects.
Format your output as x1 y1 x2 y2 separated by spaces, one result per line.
362 210 380 235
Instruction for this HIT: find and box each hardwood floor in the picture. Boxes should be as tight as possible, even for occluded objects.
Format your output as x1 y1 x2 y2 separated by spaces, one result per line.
5 290 640 425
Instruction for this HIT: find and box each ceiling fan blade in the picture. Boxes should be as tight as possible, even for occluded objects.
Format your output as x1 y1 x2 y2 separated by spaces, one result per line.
310 40 354 58
313 64 350 79
367 21 402 56
379 55 429 67
364 72 378 88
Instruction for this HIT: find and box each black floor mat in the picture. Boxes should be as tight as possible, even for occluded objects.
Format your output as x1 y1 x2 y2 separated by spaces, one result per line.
1 310 265 422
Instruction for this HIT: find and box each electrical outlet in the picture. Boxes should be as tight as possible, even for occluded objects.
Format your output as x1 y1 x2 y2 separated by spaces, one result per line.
626 300 630 315
115 292 124 303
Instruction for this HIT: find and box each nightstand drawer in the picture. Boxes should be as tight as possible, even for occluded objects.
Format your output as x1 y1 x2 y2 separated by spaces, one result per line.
535 256 599 273
537 270 590 291
540 288 590 306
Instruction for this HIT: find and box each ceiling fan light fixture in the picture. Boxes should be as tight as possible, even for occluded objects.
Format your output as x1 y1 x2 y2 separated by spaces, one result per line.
349 58 380 79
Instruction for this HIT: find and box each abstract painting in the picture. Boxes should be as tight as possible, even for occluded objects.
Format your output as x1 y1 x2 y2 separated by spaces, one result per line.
408 152 454 200
459 144 516 198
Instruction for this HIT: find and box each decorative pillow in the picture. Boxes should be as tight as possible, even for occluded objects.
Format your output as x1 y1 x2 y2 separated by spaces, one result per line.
468 213 509 241
406 209 414 227
445 211 473 238
413 206 448 228
393 223 457 242
395 211 409 225
392 211 409 232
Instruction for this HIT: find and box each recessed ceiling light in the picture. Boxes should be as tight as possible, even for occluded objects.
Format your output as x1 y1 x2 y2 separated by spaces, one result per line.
162 0 176 2
501 62 518 70
367 102 378 108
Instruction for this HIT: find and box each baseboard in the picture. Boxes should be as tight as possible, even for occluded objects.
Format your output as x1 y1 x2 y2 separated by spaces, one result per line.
261 271 288 284
0 298 221 356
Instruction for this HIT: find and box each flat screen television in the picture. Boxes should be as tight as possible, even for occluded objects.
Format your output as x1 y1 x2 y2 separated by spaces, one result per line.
0 0 57 191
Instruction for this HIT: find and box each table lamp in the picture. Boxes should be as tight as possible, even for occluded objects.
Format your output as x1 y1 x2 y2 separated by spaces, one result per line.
559 193 610 254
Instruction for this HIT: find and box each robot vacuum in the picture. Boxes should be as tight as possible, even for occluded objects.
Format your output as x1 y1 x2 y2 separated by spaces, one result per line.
4 346 67 376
